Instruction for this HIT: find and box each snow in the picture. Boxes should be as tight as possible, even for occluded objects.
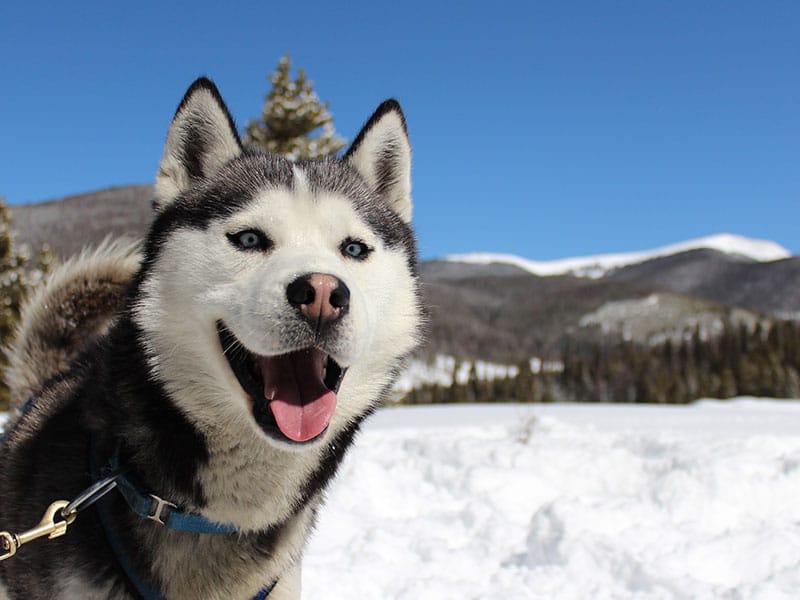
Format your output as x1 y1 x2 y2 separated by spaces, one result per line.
444 233 792 279
393 355 520 394
3 400 799 598
394 355 562 396
303 399 800 599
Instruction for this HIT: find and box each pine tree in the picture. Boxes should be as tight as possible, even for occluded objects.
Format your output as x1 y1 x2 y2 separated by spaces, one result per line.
513 358 535 402
0 198 53 409
244 55 346 160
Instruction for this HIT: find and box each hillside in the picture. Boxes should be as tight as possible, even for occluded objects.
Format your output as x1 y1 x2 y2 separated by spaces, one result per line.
9 185 153 259
444 233 791 278
419 267 758 362
607 249 800 317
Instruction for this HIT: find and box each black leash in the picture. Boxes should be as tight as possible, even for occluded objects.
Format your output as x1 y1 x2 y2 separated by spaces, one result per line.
60 469 125 522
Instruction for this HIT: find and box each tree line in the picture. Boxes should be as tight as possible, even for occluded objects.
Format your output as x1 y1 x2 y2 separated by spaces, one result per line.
400 319 800 405
0 200 53 409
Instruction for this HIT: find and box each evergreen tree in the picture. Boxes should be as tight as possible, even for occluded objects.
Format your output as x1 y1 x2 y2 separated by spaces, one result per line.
244 55 346 160
466 362 479 403
513 359 536 402
0 198 53 409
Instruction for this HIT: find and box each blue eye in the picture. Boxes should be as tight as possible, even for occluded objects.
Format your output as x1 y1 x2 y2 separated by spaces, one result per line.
342 239 370 260
227 230 271 252
239 232 260 248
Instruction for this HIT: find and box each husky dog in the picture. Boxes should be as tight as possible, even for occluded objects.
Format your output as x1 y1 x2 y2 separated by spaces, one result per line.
0 79 422 599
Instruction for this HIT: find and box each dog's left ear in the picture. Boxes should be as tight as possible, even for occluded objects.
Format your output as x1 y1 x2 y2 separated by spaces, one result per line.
154 78 243 211
345 100 412 223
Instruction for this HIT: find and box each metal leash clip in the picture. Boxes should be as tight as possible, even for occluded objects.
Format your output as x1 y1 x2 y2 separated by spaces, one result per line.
0 500 76 561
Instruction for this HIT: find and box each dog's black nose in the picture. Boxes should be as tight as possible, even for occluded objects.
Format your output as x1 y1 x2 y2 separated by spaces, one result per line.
287 273 350 323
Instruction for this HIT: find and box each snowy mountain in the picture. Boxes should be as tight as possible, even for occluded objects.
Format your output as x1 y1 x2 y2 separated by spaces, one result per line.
443 233 792 279
419 234 800 365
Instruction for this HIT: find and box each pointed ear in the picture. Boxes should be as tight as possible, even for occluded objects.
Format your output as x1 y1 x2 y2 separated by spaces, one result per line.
345 100 412 223
154 78 243 211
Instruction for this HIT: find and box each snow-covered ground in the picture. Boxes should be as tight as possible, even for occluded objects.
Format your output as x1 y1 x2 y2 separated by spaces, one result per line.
304 399 800 599
444 233 791 278
3 400 798 599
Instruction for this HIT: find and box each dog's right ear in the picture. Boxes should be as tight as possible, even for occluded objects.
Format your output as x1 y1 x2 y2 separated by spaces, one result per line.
345 100 412 223
153 78 243 211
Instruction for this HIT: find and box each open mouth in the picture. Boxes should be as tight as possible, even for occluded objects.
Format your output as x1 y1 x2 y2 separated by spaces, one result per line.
217 322 346 444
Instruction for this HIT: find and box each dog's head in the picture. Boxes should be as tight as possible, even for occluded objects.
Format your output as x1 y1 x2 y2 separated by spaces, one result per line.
133 78 422 449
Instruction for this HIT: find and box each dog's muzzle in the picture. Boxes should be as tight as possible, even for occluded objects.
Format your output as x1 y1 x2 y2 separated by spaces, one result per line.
217 322 346 445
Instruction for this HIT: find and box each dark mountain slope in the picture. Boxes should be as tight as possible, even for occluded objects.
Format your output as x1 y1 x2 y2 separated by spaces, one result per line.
420 272 750 363
608 249 800 317
9 185 153 258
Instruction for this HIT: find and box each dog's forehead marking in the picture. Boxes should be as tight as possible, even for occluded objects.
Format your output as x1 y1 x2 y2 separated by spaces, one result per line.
146 156 416 272
232 183 376 249
291 164 308 190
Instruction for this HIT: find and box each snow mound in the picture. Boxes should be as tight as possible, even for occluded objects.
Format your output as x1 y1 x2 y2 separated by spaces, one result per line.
444 234 792 278
304 400 800 599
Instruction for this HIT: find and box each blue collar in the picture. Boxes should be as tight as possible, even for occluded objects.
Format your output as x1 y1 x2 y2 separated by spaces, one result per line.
112 469 238 535
94 444 275 599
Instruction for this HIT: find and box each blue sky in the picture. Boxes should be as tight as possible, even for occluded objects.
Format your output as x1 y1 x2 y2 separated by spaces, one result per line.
1 1 797 260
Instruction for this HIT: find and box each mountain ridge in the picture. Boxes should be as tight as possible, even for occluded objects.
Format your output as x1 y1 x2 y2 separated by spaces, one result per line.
443 233 792 279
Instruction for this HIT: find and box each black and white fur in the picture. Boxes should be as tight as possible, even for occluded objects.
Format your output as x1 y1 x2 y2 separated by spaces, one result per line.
0 78 422 599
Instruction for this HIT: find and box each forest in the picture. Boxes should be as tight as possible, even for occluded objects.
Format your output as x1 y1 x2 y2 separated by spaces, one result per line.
401 319 800 405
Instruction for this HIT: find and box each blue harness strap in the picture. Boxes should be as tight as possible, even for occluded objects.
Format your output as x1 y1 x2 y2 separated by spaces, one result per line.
94 489 164 600
0 394 39 443
253 583 277 600
92 442 276 599
105 444 237 534
113 473 238 534
94 489 277 600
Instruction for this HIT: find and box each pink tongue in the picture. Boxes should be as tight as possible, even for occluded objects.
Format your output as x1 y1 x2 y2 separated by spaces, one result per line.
258 349 337 442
